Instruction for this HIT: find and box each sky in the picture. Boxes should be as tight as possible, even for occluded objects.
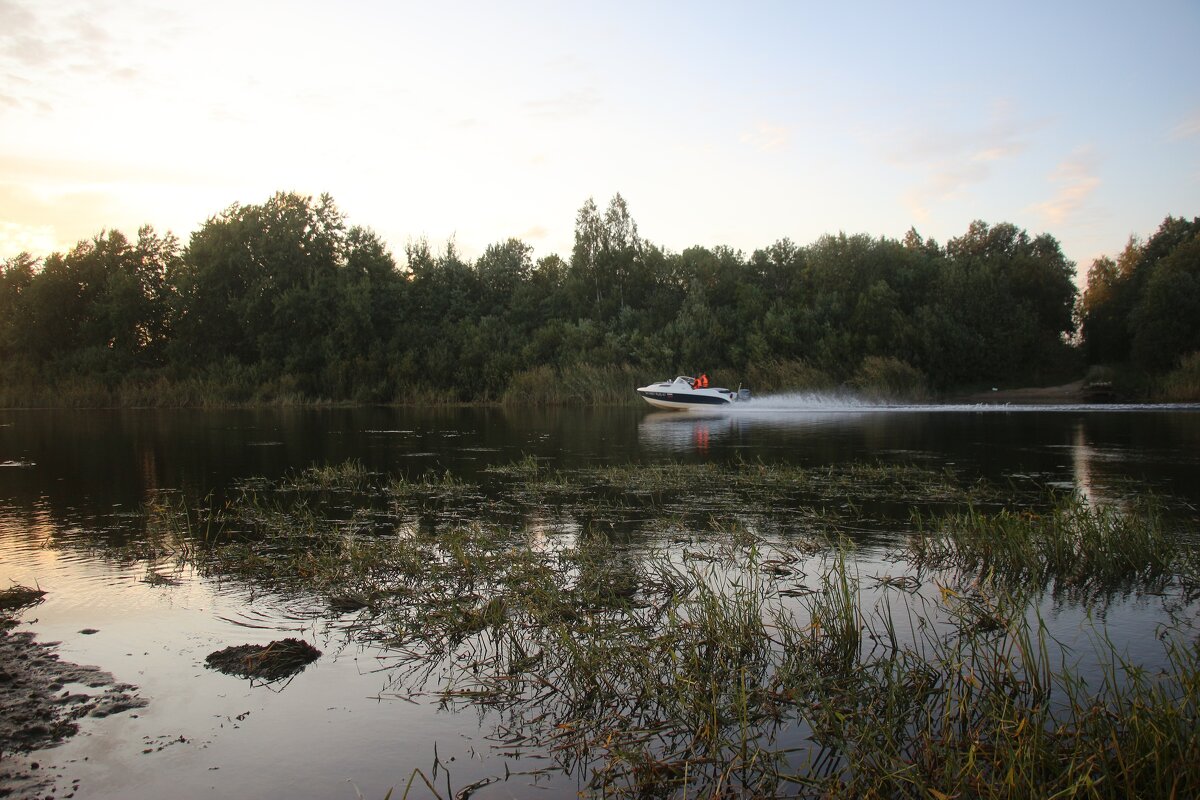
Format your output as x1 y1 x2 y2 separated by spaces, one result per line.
2 0 1198 278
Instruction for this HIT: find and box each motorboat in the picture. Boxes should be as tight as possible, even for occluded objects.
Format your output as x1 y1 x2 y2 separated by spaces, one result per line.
636 376 750 411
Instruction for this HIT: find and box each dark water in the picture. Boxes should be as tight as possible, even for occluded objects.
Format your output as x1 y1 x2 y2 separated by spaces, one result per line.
2 400 1199 798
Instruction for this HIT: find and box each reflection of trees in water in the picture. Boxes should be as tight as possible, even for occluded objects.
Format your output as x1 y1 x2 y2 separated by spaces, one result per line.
1072 419 1100 509
1068 415 1200 515
0 494 152 555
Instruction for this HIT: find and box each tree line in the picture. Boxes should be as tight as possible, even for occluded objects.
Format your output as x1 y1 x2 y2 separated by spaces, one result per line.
0 191 1193 404
1079 216 1200 373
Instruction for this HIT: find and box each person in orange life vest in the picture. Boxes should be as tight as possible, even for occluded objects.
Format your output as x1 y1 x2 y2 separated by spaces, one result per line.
697 373 709 388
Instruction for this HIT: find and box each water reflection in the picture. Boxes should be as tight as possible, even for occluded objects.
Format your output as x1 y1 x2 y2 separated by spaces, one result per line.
3 406 1200 798
634 404 1200 510
1072 419 1100 508
636 411 742 454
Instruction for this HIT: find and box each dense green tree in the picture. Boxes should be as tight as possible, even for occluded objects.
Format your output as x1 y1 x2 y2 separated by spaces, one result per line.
3 229 174 371
1080 252 1130 363
171 192 345 374
568 194 643 320
475 238 533 310
0 253 37 361
92 227 176 364
0 190 1129 403
1080 217 1200 370
1129 236 1200 370
945 221 1076 341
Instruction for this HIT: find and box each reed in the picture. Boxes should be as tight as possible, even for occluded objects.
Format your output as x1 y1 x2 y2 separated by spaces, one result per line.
500 363 659 406
1157 350 1200 402
0 584 46 612
135 460 1200 798
817 588 1200 799
850 355 931 402
908 494 1184 599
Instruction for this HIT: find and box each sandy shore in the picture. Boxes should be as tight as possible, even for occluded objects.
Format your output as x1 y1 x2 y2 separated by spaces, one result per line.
951 379 1099 405
0 601 147 799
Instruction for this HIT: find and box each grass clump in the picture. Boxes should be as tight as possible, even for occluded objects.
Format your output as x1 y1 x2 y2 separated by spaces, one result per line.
1157 350 1200 402
908 494 1186 599
501 364 659 406
205 639 322 683
0 584 46 612
286 460 373 492
850 355 931 402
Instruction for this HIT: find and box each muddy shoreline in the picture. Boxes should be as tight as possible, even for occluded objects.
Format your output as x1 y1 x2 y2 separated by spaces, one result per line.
0 597 147 799
951 379 1104 404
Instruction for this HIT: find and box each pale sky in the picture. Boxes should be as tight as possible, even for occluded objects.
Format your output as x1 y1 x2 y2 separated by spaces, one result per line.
2 0 1198 277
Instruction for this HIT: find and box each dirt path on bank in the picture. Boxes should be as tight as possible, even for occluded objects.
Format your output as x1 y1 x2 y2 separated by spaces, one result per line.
952 379 1089 405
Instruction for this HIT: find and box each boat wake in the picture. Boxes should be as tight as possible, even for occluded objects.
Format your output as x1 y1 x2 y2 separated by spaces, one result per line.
735 391 876 411
697 392 1199 415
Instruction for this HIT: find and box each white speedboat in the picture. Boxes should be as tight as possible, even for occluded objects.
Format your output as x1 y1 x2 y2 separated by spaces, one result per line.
636 376 750 411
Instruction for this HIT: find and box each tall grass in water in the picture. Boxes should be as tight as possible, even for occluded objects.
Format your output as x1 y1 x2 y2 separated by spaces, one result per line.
144 462 1200 798
850 355 931 403
908 494 1186 599
741 358 835 394
1158 350 1200 402
810 585 1200 799
500 363 660 406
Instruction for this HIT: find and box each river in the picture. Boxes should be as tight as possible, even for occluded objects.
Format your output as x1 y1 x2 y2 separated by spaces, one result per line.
2 399 1199 798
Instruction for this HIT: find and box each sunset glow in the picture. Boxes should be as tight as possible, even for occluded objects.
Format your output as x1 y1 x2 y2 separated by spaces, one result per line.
2 0 1198 269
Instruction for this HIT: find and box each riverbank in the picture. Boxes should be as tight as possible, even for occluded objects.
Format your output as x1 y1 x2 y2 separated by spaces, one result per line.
0 588 147 799
4 359 1193 409
952 379 1091 405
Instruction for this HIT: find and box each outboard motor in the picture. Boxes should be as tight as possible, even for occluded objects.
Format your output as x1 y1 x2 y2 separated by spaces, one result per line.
738 387 751 402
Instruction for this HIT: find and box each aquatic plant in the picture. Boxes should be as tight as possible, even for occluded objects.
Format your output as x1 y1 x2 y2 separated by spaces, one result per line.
0 584 46 612
205 639 322 683
908 494 1187 600
137 459 1200 797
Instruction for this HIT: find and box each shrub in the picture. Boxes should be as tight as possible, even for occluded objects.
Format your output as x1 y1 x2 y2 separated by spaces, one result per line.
850 356 930 402
1158 351 1200 402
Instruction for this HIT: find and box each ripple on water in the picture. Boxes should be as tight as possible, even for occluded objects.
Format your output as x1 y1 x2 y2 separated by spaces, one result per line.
211 591 340 633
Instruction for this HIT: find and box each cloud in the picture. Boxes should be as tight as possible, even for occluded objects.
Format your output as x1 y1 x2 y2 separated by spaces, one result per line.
0 1 178 111
1031 150 1100 227
1 1 100 71
0 220 56 257
520 225 548 240
524 87 601 119
739 121 790 153
1170 111 1200 140
0 153 211 187
0 182 128 258
888 102 1034 220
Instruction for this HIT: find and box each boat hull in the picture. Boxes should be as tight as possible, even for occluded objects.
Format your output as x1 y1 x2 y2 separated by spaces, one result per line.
636 386 735 411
